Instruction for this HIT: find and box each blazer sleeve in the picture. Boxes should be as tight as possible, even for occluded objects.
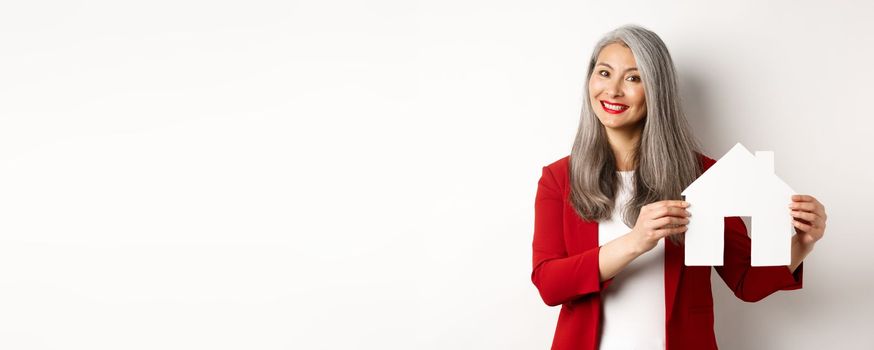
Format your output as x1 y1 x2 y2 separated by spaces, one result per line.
715 216 803 302
531 165 612 307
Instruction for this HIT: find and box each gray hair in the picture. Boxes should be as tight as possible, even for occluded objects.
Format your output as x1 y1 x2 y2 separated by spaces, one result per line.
569 24 702 245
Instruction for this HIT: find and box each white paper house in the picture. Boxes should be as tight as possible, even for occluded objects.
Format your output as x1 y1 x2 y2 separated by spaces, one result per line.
681 143 795 266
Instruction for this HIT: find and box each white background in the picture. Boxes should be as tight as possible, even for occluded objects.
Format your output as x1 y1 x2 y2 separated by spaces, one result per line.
1 0 872 349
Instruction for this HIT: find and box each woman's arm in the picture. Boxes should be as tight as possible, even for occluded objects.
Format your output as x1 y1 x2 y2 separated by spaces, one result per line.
715 216 804 302
531 166 691 307
597 233 642 281
598 201 690 281
788 234 812 273
531 166 606 306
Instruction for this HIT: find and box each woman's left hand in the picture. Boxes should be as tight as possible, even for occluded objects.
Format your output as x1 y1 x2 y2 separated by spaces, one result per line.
789 194 827 249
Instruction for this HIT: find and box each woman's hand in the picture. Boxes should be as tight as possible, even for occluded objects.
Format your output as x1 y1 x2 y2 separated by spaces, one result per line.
597 199 690 281
787 194 826 273
629 200 690 254
790 194 827 249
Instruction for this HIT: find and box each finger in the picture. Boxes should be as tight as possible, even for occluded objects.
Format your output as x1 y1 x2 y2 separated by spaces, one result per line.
655 225 688 238
792 195 828 218
651 216 690 229
793 219 813 232
790 210 819 223
653 200 689 209
650 206 691 219
791 194 815 202
794 217 812 227
797 195 826 216
789 202 817 212
814 202 826 218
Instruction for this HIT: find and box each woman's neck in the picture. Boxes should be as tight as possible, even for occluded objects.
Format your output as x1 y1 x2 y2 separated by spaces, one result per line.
605 125 643 171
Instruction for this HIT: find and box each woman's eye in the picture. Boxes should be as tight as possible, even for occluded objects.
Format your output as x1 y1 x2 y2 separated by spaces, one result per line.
599 70 609 77
627 75 641 82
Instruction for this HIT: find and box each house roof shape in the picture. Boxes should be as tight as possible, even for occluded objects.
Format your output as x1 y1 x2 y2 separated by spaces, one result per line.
682 142 794 198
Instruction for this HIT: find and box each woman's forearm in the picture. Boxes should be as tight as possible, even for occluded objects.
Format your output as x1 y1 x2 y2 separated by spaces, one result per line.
788 234 814 274
598 232 644 282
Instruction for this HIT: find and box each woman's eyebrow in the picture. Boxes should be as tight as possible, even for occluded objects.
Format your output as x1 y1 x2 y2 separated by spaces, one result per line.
596 62 639 72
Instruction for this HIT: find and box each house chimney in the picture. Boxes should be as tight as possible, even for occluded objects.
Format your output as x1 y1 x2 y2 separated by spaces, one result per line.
755 151 774 174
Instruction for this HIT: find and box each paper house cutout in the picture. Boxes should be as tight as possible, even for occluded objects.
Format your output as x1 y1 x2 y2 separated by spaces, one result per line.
681 143 795 266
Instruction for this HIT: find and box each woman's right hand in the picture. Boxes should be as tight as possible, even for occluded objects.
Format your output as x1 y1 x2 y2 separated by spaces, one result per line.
629 200 691 254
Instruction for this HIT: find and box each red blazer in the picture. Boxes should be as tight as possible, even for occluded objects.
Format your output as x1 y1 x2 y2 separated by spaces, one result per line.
531 154 803 350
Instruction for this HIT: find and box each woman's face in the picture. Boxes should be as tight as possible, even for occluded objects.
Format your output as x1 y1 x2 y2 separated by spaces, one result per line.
588 43 647 132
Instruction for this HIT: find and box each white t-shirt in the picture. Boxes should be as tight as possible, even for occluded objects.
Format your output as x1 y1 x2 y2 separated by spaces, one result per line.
597 170 666 349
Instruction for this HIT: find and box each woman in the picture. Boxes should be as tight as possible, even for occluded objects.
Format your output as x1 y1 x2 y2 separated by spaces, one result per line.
531 24 827 350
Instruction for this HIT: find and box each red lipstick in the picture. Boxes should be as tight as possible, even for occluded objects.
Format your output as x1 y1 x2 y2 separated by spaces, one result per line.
600 100 629 114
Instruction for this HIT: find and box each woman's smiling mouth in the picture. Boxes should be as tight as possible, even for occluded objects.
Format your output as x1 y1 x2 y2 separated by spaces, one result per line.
600 100 629 114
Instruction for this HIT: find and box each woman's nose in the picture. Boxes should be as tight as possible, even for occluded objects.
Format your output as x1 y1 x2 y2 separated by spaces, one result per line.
605 79 623 97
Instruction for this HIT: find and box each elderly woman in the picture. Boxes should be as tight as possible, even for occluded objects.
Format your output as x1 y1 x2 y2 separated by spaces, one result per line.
531 24 827 350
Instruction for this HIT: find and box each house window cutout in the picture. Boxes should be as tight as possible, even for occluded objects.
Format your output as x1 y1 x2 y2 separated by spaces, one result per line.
681 143 795 266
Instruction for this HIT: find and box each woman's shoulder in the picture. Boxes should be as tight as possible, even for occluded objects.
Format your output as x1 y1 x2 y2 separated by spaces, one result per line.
540 155 571 188
543 155 571 178
544 155 570 171
694 151 717 172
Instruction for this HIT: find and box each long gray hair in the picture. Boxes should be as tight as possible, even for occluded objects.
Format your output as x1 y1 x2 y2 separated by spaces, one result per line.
569 24 701 245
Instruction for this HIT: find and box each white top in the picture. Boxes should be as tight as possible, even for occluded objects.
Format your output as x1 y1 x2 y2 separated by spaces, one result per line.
597 171 666 349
